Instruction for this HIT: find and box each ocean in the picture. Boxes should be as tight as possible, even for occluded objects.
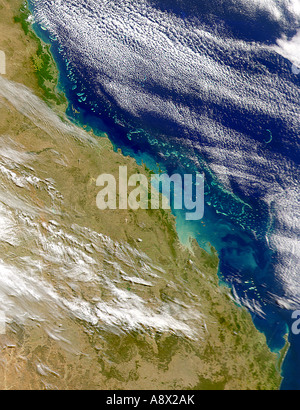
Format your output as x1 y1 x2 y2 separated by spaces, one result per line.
27 0 300 389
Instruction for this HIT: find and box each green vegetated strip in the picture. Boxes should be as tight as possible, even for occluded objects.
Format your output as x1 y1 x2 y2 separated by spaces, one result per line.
9 1 283 391
14 2 66 105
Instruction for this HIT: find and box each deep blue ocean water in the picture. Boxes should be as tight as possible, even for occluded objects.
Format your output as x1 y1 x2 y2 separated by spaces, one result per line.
28 0 300 389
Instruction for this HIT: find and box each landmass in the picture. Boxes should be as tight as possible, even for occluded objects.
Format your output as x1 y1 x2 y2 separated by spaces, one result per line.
0 0 283 390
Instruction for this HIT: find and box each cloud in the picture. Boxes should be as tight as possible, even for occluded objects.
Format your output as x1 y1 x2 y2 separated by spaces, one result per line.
274 30 300 69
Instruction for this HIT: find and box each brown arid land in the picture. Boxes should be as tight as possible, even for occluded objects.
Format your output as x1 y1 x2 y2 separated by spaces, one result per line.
0 0 285 390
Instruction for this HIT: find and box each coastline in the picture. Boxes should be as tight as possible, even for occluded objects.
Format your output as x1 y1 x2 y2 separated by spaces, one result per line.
277 334 290 374
0 0 285 389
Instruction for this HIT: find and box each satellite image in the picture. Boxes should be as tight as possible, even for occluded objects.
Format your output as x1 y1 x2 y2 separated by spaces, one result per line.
0 0 299 391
